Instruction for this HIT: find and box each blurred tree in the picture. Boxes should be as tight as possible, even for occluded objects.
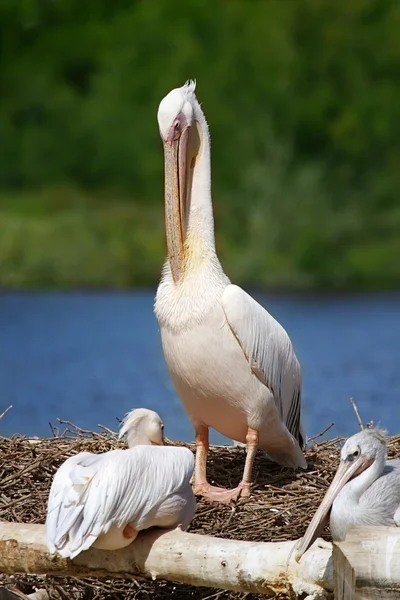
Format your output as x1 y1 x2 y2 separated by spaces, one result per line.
0 0 399 289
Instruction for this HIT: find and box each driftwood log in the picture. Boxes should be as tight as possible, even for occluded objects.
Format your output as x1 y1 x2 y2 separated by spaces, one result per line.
333 526 400 600
0 522 333 598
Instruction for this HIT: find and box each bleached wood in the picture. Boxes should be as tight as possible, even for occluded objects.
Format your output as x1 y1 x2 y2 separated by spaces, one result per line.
333 526 400 600
0 522 332 597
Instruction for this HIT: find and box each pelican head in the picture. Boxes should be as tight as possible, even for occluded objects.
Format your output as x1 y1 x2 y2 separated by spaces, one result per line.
157 80 202 283
119 408 165 447
295 427 387 562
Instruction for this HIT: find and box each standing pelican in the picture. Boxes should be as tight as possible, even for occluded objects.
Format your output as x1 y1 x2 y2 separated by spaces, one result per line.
295 427 400 561
46 408 196 558
155 81 306 504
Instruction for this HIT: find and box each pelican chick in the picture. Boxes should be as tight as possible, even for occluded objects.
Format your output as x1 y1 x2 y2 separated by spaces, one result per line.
155 81 306 504
46 408 196 559
295 427 400 561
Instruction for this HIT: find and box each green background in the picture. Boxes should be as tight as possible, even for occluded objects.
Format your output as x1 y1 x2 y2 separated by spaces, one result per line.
1 0 399 290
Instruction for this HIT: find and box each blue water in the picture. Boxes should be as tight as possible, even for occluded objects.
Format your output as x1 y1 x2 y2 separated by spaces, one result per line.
1 291 399 443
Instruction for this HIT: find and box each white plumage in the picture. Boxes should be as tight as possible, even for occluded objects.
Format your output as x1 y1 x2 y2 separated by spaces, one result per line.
296 427 400 561
222 285 303 450
155 81 306 503
46 409 196 558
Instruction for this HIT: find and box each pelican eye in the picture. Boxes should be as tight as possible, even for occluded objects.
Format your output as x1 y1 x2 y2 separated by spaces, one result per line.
347 449 360 462
174 120 180 131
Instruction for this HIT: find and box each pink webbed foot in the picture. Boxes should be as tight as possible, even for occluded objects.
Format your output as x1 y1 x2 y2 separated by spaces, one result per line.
193 482 251 504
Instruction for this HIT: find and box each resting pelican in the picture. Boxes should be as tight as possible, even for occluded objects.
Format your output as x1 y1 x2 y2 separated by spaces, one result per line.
46 408 196 558
295 427 400 561
155 81 306 504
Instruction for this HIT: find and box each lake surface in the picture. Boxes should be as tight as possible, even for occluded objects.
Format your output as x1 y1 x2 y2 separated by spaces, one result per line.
1 291 399 444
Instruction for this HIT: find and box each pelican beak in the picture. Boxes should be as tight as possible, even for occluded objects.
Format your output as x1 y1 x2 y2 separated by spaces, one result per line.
295 454 373 562
163 125 190 283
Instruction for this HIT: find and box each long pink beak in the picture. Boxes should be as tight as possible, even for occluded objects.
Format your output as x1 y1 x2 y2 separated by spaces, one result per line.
295 454 372 562
163 126 190 283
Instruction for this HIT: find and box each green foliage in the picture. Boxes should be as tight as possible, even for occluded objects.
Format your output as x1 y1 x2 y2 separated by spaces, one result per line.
0 188 165 288
0 0 399 289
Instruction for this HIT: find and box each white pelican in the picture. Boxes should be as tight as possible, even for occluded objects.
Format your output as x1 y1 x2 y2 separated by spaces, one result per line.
155 81 306 504
295 427 400 561
46 408 196 558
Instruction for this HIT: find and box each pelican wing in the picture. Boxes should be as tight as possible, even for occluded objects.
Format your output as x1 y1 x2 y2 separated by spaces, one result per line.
46 451 96 553
222 284 302 442
360 459 400 526
388 460 400 526
46 446 194 558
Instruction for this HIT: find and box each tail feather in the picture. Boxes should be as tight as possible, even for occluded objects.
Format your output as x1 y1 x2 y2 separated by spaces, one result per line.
260 422 307 470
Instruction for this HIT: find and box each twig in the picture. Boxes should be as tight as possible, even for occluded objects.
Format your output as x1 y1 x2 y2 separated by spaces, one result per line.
48 422 60 438
56 419 95 436
0 586 50 600
349 397 364 430
307 422 335 443
97 424 118 436
0 441 82 488
201 591 226 600
28 591 51 600
0 406 12 421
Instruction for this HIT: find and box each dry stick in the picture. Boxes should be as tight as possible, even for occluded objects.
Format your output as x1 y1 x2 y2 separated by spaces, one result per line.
97 424 118 436
56 419 96 436
48 422 59 438
0 406 12 421
0 440 83 488
0 586 50 600
27 591 51 600
307 422 335 443
201 591 226 600
350 397 365 430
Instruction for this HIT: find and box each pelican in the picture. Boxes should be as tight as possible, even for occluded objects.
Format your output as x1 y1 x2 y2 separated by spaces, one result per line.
155 81 306 504
46 408 196 558
295 427 400 561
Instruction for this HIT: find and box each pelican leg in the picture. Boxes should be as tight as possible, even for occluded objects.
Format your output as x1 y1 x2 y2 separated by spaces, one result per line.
192 424 211 490
238 427 258 495
192 425 258 504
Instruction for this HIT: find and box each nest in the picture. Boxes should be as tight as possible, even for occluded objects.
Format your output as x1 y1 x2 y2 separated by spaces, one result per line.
1 419 400 600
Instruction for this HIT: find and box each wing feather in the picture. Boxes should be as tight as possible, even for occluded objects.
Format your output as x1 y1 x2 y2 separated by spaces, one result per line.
361 461 400 526
46 451 96 553
222 284 303 443
46 446 194 558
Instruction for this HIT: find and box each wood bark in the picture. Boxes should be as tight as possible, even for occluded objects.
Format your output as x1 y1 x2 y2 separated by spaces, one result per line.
333 526 400 600
0 522 333 598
